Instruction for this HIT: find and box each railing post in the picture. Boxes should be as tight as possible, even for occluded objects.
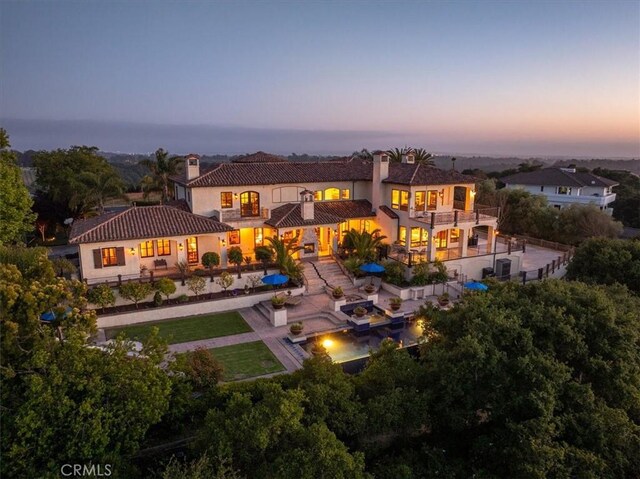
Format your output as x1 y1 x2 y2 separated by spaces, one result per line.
522 240 526 253
475 210 480 224
149 270 154 285
430 212 435 229
538 268 543 280
454 210 458 227
546 264 550 277
508 240 512 255
117 274 122 286
551 260 556 273
522 271 527 285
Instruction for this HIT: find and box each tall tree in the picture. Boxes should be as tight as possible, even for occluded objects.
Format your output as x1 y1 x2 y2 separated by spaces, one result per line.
78 169 125 215
342 228 387 262
0 129 36 244
412 148 435 165
139 148 183 204
385 147 409 163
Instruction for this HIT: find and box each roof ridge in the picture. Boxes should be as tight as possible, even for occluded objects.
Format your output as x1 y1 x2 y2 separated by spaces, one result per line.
73 209 127 243
276 203 299 226
409 163 421 185
186 163 223 186
557 168 585 187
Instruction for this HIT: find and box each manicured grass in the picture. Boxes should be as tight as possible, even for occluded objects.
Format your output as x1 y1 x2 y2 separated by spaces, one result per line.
105 311 252 344
209 341 285 381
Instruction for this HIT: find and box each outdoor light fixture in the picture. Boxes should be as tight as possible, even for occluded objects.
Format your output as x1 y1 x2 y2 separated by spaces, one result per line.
322 339 333 349
439 189 445 198
470 189 476 197
234 193 239 199
220 238 226 247
129 248 136 255
178 243 184 251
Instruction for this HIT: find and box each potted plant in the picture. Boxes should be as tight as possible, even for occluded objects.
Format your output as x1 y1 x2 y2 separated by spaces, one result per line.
364 283 376 294
271 295 286 310
353 306 368 317
389 297 403 311
332 286 344 299
289 322 304 336
438 292 450 306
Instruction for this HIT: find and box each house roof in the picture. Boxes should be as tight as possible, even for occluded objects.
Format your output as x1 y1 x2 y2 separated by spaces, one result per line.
379 205 399 219
264 200 375 228
502 169 619 188
383 163 477 186
231 151 288 163
69 205 233 244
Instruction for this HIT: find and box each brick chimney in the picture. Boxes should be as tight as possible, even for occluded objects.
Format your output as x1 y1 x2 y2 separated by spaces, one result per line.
300 189 314 220
185 154 200 180
372 151 389 211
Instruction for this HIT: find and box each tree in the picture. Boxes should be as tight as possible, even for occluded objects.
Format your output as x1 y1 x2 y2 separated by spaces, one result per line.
593 168 640 228
118 281 153 309
342 228 387 262
77 168 125 215
0 129 36 244
265 235 303 283
186 275 206 299
50 257 77 277
555 204 623 245
412 148 434 165
175 347 224 390
254 245 273 275
227 246 244 279
386 147 409 163
566 237 640 294
155 277 177 300
216 271 234 295
87 283 116 312
202 252 221 282
139 148 183 204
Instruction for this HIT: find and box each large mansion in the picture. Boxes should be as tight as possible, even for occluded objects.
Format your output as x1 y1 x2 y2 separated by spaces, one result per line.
70 151 517 284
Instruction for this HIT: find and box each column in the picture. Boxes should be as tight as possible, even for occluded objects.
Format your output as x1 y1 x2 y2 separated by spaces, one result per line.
460 228 469 258
427 228 437 262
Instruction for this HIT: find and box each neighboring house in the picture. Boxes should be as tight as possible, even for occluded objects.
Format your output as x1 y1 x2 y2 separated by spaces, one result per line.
71 150 516 283
502 167 618 214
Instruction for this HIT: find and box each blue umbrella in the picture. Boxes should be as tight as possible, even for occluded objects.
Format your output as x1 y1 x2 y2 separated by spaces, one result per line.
262 274 289 286
464 281 489 291
40 307 72 322
359 262 385 274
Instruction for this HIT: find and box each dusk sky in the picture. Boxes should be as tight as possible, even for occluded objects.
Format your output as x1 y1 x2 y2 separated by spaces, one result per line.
1 1 638 157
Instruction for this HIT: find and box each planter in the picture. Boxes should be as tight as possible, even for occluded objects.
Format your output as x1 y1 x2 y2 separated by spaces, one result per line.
364 285 375 294
438 299 449 307
390 304 401 312
272 302 285 310
332 292 344 299
354 307 367 318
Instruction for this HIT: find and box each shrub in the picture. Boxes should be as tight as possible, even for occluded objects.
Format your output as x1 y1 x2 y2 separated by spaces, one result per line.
177 294 189 303
119 281 153 309
215 271 234 294
153 291 163 307
254 246 273 274
332 286 344 298
290 322 304 335
354 306 368 316
343 256 364 276
186 275 206 299
182 347 224 389
228 246 244 278
201 252 220 282
382 260 406 286
271 295 286 309
87 283 116 312
154 277 176 300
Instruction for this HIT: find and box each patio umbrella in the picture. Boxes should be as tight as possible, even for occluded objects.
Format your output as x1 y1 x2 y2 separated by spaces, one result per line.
40 307 72 322
360 262 385 285
261 273 289 286
464 281 489 291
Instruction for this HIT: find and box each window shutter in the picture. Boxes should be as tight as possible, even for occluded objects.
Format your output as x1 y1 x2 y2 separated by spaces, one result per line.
116 247 126 266
93 249 103 269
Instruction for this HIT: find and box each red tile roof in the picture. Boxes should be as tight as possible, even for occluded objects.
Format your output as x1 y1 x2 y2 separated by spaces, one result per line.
231 151 288 163
384 163 477 185
69 206 233 244
379 205 399 219
264 200 375 228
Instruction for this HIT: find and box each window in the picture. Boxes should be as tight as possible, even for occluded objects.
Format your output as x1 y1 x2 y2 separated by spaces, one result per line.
140 240 154 258
221 192 233 208
324 188 340 200
391 189 400 209
254 227 263 245
399 226 407 246
411 227 421 248
427 190 438 210
557 186 572 195
240 191 260 217
157 239 171 256
435 230 448 249
228 230 240 245
362 220 371 233
341 189 350 199
102 247 118 267
450 228 460 243
283 230 295 241
421 228 429 246
415 191 426 211
553 205 562 210
186 237 198 264
314 190 322 201
400 191 409 211
540 186 544 192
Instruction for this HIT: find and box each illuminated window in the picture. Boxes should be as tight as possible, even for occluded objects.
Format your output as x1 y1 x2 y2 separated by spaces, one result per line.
157 239 171 256
240 191 260 217
140 240 154 258
228 230 240 245
362 220 371 233
421 228 429 246
450 228 460 243
427 190 438 210
415 191 426 211
341 189 350 199
400 191 409 211
186 237 198 263
254 227 263 245
221 192 233 208
283 230 295 241
314 190 322 201
102 247 118 267
391 189 400 209
324 188 340 200
435 230 448 249
411 227 421 248
399 226 407 246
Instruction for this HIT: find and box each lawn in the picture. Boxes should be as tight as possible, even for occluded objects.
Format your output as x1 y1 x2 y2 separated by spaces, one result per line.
105 311 252 344
209 341 285 381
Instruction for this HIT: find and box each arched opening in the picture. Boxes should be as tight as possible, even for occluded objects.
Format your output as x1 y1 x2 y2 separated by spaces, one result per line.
324 187 340 200
240 191 260 217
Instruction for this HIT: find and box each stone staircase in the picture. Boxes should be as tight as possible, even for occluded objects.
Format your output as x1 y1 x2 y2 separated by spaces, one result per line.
302 258 354 294
302 261 327 294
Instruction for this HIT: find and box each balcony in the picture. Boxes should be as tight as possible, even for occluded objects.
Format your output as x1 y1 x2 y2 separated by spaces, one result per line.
411 206 499 228
544 193 616 207
215 207 270 223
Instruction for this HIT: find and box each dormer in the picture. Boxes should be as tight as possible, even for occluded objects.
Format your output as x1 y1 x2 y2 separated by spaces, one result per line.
185 154 200 180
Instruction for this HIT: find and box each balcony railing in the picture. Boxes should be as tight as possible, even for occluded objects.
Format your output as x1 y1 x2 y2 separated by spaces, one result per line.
412 206 499 227
217 207 270 222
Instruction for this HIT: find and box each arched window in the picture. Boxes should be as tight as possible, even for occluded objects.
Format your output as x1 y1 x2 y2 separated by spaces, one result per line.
240 191 260 217
324 187 340 200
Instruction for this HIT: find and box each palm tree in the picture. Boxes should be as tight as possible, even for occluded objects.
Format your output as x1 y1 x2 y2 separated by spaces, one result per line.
412 148 435 166
139 148 184 204
265 235 303 272
352 148 373 160
78 169 126 215
343 228 387 262
386 147 409 163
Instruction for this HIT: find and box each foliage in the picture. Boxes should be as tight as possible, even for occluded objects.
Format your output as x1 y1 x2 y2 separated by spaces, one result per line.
265 235 303 283
382 259 406 286
332 286 344 298
566 237 640 294
343 256 364 276
176 260 190 285
0 129 36 244
50 257 77 277
342 228 387 262
175 347 224 390
385 147 410 163
33 145 123 220
153 290 163 307
555 204 623 245
593 168 640 228
254 245 273 274
154 277 177 300
0 245 56 282
186 275 207 299
419 280 640 478
118 281 153 308
290 322 304 334
87 283 116 312
160 453 242 479
139 148 183 204
271 295 286 307
247 273 263 292
202 251 221 281
389 297 402 306
228 246 244 278
216 271 234 293
412 148 434 165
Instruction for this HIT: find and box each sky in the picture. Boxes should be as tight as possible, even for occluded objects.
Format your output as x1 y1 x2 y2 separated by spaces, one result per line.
1 1 639 157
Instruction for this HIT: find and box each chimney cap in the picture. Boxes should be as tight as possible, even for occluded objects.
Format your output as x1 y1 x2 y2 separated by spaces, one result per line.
300 189 313 195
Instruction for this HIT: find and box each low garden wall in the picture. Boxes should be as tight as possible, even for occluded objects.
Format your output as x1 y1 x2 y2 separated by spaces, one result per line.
97 285 305 329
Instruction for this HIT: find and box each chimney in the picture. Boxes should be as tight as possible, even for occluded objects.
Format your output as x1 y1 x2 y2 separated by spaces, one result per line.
185 154 200 180
300 189 314 221
372 151 389 211
401 152 415 164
